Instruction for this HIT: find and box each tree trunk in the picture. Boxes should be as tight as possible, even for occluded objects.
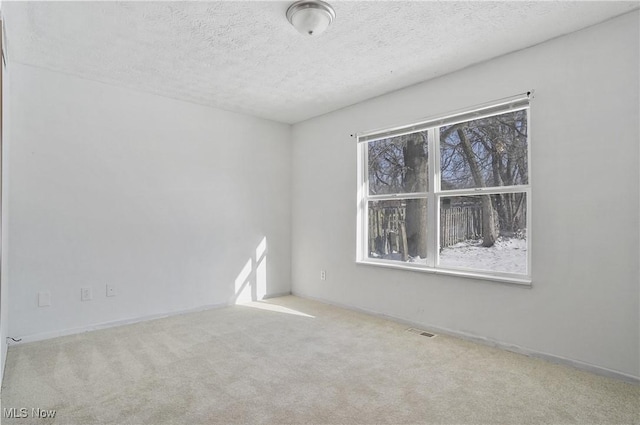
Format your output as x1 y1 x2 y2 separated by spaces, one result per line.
405 199 427 257
457 128 496 247
403 135 428 258
399 222 409 262
479 195 496 247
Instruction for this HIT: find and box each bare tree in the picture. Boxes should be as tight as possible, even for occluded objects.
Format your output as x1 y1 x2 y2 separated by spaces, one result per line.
456 126 497 247
440 110 528 246
367 110 527 258
402 133 428 257
368 131 428 258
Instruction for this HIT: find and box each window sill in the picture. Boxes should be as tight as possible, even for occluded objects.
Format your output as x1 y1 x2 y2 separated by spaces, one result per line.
356 259 532 286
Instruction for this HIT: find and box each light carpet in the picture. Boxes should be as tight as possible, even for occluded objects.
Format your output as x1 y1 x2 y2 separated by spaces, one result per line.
1 296 638 424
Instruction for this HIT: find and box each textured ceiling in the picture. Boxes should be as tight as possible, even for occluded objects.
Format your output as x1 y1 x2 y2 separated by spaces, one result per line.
3 1 639 124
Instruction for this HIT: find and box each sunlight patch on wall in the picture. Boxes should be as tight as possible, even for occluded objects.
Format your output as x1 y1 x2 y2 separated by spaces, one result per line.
234 258 253 304
256 246 267 301
233 236 269 304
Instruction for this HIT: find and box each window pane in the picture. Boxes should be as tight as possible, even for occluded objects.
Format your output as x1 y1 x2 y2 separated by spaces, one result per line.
439 194 527 274
368 131 429 195
368 199 427 263
440 110 528 190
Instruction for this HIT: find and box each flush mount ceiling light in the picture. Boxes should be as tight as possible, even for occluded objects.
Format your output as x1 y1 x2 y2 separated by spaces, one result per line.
286 0 336 36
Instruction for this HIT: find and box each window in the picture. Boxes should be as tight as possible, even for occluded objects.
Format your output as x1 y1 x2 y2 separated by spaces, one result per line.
357 94 531 283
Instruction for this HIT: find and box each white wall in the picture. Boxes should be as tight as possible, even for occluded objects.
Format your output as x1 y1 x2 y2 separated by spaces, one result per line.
291 11 640 379
8 63 291 339
1 44 10 385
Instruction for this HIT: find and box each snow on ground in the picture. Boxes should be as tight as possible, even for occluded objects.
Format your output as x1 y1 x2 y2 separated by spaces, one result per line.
372 237 527 274
439 237 527 274
371 252 426 264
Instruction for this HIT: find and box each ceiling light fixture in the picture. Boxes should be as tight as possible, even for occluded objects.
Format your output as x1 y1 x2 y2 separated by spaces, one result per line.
286 0 335 37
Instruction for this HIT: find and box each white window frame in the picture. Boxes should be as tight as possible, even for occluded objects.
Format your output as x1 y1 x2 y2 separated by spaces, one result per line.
356 93 532 285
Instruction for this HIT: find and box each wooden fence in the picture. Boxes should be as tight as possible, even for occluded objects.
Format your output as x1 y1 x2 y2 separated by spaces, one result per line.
368 203 406 257
368 203 482 257
440 206 482 248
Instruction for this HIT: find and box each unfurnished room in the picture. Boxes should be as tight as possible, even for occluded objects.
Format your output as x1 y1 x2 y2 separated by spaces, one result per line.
0 1 638 424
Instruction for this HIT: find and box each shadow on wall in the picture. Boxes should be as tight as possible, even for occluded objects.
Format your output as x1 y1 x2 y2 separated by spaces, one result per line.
233 236 268 304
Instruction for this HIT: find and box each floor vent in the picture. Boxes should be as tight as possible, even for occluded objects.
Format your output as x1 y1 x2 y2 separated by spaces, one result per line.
406 328 436 338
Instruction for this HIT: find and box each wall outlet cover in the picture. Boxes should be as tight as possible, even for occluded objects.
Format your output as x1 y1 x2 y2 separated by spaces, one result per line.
38 291 51 307
81 287 92 301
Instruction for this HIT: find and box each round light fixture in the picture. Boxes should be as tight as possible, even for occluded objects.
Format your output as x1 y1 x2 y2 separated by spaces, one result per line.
286 0 335 36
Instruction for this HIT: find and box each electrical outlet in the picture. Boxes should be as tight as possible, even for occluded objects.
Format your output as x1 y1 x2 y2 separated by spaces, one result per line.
81 287 92 301
320 270 326 281
38 291 51 307
106 284 116 297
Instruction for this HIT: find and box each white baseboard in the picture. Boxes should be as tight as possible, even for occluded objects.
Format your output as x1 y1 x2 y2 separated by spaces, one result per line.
9 301 231 346
9 292 295 347
293 291 640 385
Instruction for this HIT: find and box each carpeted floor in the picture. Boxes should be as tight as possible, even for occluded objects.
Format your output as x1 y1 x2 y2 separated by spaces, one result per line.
1 296 638 425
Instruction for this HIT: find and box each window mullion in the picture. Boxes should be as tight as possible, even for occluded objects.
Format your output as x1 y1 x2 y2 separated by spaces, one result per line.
367 193 429 201
426 127 438 268
358 142 368 262
439 185 530 196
